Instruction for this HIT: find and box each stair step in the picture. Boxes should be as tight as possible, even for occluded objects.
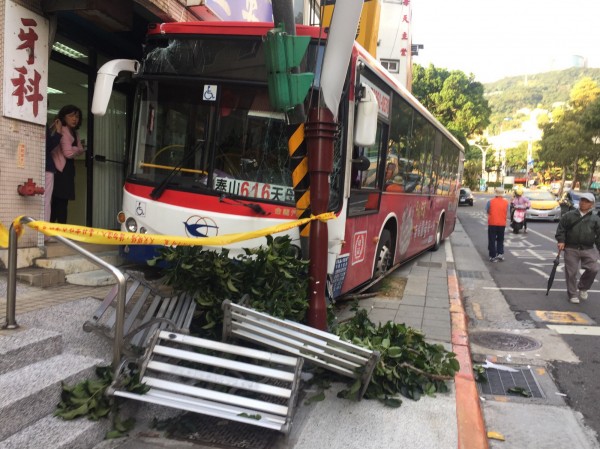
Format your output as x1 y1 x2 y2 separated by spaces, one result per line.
66 269 119 287
0 353 103 441
44 242 113 259
15 267 65 288
35 251 121 276
0 413 109 449
0 327 62 375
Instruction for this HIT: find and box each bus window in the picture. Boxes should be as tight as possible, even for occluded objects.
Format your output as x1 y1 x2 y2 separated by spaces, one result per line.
348 121 387 215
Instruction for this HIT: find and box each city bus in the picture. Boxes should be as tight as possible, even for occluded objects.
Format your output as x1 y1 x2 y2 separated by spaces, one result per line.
92 21 463 298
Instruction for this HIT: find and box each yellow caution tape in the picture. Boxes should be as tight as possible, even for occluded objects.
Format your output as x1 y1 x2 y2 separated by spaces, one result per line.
487 431 505 441
2 212 336 249
0 221 9 248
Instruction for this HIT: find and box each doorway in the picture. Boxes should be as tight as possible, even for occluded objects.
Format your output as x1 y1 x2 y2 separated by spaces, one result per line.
47 59 88 225
48 44 128 229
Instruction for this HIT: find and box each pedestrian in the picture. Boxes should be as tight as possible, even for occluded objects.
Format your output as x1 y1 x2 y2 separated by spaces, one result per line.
45 117 62 223
50 105 85 224
486 187 509 262
511 186 531 233
555 192 600 304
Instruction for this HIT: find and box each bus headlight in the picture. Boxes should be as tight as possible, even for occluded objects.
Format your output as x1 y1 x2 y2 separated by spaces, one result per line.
139 227 148 234
125 217 137 233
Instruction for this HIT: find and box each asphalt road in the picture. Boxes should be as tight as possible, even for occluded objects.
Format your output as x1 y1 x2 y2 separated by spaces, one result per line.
458 193 600 440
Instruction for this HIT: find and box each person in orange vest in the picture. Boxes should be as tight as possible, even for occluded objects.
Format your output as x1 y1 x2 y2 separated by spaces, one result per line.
485 187 509 262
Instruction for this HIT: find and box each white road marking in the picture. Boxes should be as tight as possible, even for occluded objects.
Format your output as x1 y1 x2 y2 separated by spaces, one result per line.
525 227 558 243
547 325 600 336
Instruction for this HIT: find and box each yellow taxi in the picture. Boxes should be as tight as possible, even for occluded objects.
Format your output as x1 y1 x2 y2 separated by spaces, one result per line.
524 189 561 221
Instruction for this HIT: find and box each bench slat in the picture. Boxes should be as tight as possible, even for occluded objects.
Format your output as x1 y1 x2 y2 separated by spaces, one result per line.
231 312 370 366
147 360 292 398
105 279 142 328
114 389 286 431
158 331 298 367
230 321 363 373
228 302 374 358
231 328 355 378
123 287 152 335
142 377 289 416
153 344 296 383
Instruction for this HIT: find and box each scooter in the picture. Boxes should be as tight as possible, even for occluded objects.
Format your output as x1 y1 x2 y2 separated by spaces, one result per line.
511 207 526 234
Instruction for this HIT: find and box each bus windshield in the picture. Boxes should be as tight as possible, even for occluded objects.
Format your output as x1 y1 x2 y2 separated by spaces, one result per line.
130 80 294 203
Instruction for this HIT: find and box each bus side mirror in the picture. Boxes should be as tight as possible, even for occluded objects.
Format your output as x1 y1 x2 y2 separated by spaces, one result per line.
351 155 371 171
354 83 378 147
92 59 140 116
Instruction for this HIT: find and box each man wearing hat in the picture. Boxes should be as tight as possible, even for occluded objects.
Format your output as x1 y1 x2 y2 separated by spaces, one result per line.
486 187 509 262
555 192 600 304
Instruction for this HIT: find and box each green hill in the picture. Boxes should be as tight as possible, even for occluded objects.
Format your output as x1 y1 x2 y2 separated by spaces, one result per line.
484 67 600 133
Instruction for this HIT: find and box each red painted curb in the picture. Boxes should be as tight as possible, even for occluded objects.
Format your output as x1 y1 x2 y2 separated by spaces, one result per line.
448 271 489 449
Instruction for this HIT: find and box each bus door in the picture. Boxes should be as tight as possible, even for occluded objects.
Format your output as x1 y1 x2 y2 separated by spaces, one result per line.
345 120 388 288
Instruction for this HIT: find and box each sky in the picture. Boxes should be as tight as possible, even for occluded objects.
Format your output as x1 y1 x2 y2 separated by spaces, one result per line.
410 0 600 83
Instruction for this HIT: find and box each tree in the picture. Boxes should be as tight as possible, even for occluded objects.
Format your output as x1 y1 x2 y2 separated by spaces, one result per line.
462 160 481 190
539 78 600 189
412 64 491 145
569 77 600 111
539 114 588 191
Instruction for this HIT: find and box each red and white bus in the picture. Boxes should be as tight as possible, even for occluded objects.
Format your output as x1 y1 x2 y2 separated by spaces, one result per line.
92 21 463 298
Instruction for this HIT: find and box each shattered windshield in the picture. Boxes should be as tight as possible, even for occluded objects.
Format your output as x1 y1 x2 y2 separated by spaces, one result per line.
131 80 293 203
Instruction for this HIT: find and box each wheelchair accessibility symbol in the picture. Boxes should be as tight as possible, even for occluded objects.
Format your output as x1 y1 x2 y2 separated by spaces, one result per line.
203 85 217 101
135 201 146 217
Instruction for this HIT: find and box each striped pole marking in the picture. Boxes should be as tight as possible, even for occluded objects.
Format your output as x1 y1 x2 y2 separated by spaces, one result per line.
289 123 311 237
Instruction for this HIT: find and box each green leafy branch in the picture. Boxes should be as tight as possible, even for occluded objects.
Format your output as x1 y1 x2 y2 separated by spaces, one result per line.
154 235 309 337
55 365 149 439
334 307 460 405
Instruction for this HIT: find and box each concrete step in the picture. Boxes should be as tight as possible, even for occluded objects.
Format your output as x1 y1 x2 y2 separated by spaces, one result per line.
15 267 65 288
0 327 63 375
35 251 121 276
0 413 109 449
66 269 119 287
44 241 114 259
0 353 103 441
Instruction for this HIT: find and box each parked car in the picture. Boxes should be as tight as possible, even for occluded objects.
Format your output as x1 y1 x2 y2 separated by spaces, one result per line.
459 188 474 206
559 190 600 215
523 190 561 221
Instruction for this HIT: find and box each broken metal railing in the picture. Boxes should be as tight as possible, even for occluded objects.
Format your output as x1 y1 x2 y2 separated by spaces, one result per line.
2 216 127 379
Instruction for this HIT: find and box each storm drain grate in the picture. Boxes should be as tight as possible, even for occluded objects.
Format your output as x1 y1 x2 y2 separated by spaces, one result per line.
478 367 545 398
417 261 443 268
457 270 486 279
162 412 279 449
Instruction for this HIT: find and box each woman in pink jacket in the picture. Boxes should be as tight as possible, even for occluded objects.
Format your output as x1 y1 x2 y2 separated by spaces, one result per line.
50 105 85 223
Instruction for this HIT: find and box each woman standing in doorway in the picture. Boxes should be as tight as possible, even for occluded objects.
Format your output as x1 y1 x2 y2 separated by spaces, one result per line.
50 105 85 224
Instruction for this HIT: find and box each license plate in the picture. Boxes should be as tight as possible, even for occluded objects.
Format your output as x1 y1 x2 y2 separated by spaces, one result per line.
460 199 465 202
538 212 547 217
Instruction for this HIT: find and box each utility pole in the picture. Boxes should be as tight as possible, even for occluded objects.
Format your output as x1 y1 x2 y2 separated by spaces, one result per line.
270 0 329 330
470 143 491 191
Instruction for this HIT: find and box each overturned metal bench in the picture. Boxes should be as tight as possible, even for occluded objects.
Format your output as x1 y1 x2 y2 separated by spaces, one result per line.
83 271 196 349
113 330 303 433
222 299 380 399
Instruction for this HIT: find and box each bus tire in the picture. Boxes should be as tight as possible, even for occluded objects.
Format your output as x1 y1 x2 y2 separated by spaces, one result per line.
374 229 394 277
431 217 444 251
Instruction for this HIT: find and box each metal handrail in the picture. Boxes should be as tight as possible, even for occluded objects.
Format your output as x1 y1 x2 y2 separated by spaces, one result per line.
3 216 127 376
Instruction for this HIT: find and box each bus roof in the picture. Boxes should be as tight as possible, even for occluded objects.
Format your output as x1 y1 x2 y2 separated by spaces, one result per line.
147 21 327 39
352 44 464 151
146 21 463 152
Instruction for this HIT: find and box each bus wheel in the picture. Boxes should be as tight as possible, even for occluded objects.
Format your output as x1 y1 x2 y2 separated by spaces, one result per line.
374 230 393 277
431 218 444 251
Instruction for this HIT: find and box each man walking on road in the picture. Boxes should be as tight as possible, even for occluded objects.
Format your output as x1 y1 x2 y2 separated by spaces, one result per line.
486 187 509 262
555 192 600 304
